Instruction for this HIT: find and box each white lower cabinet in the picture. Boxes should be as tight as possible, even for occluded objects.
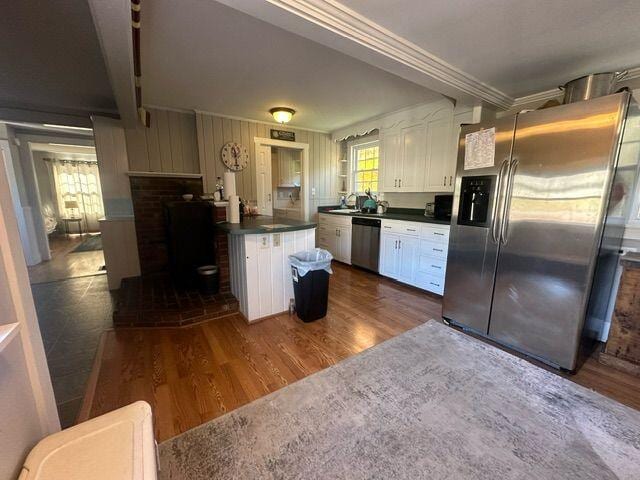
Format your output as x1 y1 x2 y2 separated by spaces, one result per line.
318 213 352 264
380 232 400 278
380 219 449 295
230 229 316 322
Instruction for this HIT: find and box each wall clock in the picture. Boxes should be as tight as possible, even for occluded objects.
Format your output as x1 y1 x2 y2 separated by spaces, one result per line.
221 142 249 172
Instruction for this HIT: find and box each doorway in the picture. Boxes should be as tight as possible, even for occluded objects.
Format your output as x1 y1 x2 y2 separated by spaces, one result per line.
254 137 309 220
0 123 106 284
1 120 112 428
28 144 106 284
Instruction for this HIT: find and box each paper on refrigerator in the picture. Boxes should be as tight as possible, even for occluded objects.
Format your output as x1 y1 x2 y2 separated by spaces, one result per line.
464 127 495 170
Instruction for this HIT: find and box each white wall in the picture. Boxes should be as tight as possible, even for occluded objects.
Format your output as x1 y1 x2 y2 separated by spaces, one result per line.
0 129 40 265
381 192 437 209
124 107 199 174
196 112 340 217
92 116 141 289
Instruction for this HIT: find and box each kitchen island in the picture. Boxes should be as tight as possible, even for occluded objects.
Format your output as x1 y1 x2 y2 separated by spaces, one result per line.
217 216 317 323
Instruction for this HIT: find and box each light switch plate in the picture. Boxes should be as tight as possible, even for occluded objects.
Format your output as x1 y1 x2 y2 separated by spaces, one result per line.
272 233 281 247
259 235 270 249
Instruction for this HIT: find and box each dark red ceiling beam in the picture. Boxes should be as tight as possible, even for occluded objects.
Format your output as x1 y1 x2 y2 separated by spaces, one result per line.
131 0 150 127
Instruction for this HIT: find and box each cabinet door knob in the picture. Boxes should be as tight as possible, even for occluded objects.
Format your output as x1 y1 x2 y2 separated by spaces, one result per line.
394 179 397 187
399 179 402 187
449 175 453 186
443 176 446 186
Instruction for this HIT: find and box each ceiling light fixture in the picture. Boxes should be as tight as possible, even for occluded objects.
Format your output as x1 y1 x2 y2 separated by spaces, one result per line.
269 107 295 124
43 124 93 131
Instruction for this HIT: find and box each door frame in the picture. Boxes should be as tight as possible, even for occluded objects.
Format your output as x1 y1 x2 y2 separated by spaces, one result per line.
0 147 60 438
253 137 310 220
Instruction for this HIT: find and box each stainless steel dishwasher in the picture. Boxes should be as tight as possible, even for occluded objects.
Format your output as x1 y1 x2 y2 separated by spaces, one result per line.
350 217 381 272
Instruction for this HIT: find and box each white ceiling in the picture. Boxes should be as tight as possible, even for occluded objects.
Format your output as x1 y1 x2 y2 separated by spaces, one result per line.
141 0 442 131
337 0 640 97
0 0 116 117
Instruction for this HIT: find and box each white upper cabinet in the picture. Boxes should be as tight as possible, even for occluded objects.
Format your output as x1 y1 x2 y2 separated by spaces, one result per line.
381 131 401 191
424 112 454 191
377 99 463 193
399 123 427 192
275 149 301 187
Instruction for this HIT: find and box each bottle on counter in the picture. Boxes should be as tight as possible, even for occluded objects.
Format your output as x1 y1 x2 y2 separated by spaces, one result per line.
216 176 224 200
239 197 245 220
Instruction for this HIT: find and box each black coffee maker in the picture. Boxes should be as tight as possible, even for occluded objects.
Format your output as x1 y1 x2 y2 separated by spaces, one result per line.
434 194 453 221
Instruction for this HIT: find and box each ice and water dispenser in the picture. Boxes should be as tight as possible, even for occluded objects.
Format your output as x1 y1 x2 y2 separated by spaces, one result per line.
457 176 495 227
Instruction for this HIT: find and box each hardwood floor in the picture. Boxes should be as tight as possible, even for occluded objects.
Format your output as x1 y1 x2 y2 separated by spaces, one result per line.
86 263 439 440
28 233 105 284
86 263 640 442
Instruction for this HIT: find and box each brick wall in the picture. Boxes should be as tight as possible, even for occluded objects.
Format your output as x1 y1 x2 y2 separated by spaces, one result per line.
129 176 231 295
214 206 230 293
129 176 204 274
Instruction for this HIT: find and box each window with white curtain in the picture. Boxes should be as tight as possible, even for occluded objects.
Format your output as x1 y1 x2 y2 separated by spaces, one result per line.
50 159 105 232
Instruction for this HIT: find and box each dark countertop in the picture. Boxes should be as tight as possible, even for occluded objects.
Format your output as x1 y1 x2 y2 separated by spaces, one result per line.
216 216 317 235
317 206 450 225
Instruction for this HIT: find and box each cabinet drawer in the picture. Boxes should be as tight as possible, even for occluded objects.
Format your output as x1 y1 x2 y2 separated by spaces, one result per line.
319 213 352 227
417 255 446 278
381 220 420 236
415 272 445 295
420 225 449 244
420 240 448 259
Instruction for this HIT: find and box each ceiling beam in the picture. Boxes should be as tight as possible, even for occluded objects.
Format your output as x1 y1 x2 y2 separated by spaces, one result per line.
87 0 138 127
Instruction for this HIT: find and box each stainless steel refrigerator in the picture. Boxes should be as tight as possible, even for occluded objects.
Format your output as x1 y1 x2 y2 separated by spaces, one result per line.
443 91 640 370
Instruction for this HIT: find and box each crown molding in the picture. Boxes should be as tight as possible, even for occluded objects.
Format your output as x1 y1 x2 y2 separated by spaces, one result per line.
623 66 640 80
512 89 562 108
265 0 513 110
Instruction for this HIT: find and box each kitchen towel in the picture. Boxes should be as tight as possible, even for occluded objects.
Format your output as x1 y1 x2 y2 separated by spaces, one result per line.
228 194 240 223
224 171 236 200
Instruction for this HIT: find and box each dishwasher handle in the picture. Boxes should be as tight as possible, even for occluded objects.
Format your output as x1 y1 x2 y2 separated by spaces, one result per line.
351 217 381 227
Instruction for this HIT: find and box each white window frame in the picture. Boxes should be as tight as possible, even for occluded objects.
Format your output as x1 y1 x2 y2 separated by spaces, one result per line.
348 138 380 195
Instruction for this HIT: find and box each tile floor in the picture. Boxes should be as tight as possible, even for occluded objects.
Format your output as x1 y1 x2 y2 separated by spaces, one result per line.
31 274 114 427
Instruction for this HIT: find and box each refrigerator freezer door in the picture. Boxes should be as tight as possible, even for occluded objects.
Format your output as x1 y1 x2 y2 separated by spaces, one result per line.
489 93 629 369
443 116 517 333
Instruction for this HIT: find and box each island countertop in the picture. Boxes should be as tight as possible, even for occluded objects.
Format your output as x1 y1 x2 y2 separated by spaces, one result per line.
216 216 317 235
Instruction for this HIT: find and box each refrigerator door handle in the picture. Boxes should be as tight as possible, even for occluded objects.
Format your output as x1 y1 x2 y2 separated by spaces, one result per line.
500 158 519 245
491 159 510 243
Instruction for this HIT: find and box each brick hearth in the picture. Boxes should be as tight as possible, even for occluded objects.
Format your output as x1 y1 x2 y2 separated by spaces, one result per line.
113 273 239 327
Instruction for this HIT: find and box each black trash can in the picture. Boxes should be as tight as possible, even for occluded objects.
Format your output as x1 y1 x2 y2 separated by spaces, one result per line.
289 249 333 322
197 265 219 295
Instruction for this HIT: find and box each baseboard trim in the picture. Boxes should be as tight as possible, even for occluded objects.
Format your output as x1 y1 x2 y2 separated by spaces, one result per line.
76 330 108 424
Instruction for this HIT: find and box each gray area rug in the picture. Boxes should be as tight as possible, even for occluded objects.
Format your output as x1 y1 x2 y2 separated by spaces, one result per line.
159 321 640 479
71 234 102 253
